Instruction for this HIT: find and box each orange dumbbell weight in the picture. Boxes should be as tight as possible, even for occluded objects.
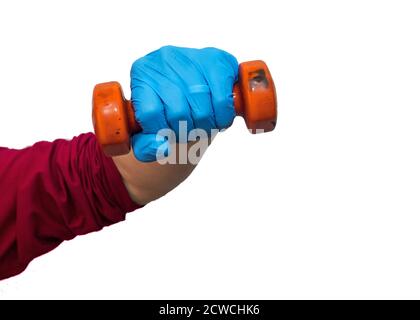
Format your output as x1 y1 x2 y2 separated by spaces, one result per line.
93 60 277 157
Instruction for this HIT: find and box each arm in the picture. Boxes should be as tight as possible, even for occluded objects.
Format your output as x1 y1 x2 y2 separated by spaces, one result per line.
0 46 237 280
0 135 203 281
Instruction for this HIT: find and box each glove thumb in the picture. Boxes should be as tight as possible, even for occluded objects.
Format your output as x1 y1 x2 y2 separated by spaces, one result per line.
132 132 170 162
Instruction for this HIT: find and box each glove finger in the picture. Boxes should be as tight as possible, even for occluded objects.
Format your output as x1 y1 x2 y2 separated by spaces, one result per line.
130 83 168 133
133 61 194 141
186 84 215 135
195 48 238 129
160 47 216 134
131 132 170 162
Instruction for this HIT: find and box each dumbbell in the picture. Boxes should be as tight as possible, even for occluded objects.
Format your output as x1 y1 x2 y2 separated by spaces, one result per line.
93 60 277 157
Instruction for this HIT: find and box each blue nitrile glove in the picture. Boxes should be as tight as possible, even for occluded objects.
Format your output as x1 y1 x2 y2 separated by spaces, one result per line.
130 45 239 162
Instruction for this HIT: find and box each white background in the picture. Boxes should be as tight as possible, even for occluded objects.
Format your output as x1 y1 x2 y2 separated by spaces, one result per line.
0 0 420 299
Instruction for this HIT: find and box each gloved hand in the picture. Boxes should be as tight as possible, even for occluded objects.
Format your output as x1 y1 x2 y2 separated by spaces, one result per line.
130 45 239 162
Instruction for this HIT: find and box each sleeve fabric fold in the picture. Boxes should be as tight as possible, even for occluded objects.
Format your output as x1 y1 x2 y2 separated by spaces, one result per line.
0 133 139 280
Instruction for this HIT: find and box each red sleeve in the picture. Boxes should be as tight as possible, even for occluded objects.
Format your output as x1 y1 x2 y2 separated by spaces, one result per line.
0 133 140 280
